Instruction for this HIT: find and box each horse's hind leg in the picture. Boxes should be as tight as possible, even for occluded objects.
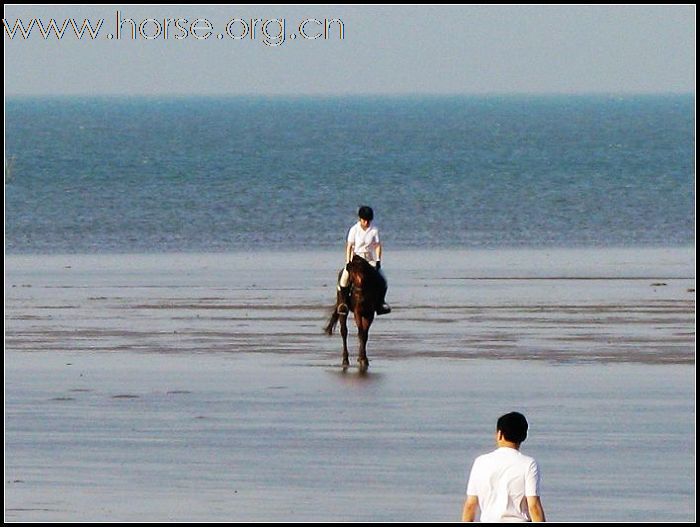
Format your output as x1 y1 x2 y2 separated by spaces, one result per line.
340 314 349 367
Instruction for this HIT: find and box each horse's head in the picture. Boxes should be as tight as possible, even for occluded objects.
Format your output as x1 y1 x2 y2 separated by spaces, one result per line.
347 255 382 314
347 255 373 287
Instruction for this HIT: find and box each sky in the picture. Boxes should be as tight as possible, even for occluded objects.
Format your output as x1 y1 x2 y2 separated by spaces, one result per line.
3 5 696 96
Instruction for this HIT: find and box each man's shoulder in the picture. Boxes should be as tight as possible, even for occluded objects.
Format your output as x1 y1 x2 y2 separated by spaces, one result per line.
521 453 539 470
514 449 537 464
475 448 537 466
510 451 539 474
473 449 499 465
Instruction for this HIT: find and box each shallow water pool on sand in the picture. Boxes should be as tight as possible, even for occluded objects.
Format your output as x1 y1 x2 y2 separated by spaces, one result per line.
4 351 695 522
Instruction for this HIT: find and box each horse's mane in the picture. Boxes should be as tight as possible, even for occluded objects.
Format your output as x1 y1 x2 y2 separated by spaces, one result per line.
348 255 382 292
349 254 374 272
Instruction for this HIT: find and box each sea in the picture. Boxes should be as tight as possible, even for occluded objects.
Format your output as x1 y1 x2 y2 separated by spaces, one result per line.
4 94 695 254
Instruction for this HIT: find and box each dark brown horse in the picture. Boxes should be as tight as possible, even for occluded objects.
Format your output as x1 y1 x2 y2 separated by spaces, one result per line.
324 255 385 371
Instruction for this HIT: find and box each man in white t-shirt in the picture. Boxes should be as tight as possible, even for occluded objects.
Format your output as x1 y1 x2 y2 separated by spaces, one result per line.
462 412 546 522
337 206 391 315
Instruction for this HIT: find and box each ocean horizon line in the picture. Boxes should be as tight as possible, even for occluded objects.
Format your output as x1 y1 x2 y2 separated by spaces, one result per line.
5 244 695 258
4 91 694 101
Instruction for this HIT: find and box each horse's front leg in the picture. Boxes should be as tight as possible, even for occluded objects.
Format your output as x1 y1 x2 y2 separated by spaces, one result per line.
356 314 372 371
339 314 349 367
357 328 368 370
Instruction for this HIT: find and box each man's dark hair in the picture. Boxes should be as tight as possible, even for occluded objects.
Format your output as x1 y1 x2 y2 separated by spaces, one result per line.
497 412 528 444
358 206 374 221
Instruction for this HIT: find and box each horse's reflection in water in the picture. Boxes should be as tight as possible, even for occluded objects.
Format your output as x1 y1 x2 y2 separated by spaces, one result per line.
326 367 384 386
325 255 385 372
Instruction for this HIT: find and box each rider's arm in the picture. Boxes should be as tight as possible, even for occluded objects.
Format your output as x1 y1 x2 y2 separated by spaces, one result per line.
345 242 354 264
376 242 382 262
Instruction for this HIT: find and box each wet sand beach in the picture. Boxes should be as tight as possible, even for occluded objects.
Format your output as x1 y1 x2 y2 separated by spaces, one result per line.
4 248 696 521
5 248 695 363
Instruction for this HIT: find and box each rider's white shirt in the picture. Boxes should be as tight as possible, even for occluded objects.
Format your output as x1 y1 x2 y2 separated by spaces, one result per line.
347 222 380 263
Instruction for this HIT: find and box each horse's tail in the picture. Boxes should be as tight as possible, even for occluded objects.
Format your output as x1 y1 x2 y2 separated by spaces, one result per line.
324 308 340 335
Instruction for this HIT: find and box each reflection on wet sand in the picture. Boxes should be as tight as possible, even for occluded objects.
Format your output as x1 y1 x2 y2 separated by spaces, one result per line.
327 367 384 385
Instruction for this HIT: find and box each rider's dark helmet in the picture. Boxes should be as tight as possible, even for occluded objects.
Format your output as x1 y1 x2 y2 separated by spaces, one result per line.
358 206 374 221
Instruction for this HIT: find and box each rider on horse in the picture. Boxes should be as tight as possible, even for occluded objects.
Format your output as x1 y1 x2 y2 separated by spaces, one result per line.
337 206 391 316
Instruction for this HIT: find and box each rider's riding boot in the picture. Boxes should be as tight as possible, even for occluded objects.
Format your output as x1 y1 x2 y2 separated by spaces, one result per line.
337 286 350 315
376 294 391 315
376 303 391 315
